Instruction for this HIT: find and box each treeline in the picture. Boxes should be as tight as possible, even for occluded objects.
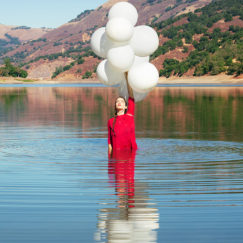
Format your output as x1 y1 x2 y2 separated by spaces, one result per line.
0 59 27 78
0 34 21 57
11 26 31 30
51 62 76 78
18 44 98 79
20 44 97 66
69 9 94 23
152 0 243 77
52 60 94 80
4 34 21 45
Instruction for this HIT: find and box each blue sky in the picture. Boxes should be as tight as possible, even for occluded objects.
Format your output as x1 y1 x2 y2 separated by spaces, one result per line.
0 0 107 28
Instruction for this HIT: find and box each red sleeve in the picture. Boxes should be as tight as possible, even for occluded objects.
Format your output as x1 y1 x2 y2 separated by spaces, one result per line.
131 121 137 150
127 97 135 116
108 120 111 145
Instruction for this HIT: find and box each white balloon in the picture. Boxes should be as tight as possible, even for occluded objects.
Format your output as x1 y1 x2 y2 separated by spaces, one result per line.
118 79 129 100
134 90 149 102
107 45 134 72
108 1 138 26
100 33 128 58
119 79 148 102
91 27 128 59
128 63 159 93
106 17 134 42
131 55 150 69
97 59 124 85
130 25 159 57
90 27 106 58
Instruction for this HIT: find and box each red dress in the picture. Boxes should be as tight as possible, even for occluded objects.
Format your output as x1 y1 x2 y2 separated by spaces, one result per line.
108 97 137 151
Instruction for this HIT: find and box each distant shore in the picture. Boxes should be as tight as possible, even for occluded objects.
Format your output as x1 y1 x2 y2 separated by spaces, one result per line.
158 74 243 84
0 74 243 84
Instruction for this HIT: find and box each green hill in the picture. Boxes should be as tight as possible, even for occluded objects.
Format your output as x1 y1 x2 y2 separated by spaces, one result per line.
152 0 243 77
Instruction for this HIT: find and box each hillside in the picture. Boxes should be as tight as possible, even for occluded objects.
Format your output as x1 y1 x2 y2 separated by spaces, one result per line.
152 0 243 77
0 24 51 42
0 24 51 62
1 0 243 80
0 0 212 80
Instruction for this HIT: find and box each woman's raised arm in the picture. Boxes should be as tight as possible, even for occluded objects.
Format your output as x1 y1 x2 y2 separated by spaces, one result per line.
125 72 134 99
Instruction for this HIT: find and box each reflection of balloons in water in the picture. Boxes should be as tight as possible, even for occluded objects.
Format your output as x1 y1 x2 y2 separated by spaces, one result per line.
130 25 159 57
128 63 159 93
108 1 138 26
129 207 159 242
97 59 125 85
91 1 159 102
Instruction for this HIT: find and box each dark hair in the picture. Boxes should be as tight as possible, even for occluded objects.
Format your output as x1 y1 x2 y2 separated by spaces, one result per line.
112 96 128 136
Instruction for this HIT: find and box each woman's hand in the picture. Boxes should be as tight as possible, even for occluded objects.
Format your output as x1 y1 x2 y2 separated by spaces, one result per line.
108 144 112 154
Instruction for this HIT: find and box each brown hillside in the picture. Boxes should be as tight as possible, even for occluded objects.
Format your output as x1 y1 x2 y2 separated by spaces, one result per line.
27 57 73 79
0 24 51 42
209 16 243 32
2 0 213 79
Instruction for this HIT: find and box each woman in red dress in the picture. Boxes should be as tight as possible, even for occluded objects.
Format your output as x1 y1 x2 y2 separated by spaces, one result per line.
108 78 137 155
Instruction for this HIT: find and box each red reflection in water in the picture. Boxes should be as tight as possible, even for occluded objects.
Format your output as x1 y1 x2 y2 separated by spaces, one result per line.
108 150 136 208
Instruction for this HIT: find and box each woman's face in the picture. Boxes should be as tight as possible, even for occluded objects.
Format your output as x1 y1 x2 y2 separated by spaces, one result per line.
115 97 127 112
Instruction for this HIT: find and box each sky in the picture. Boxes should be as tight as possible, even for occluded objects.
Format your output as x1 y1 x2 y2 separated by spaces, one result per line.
0 0 107 28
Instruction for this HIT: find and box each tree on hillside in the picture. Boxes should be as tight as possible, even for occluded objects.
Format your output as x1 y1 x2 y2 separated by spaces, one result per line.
155 0 243 78
0 58 28 78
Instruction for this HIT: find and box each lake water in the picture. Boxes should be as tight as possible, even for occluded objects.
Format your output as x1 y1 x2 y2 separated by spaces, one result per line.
0 84 242 243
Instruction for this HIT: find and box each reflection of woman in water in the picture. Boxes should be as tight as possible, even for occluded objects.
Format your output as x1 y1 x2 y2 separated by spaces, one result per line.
108 150 136 208
95 151 159 242
107 74 137 155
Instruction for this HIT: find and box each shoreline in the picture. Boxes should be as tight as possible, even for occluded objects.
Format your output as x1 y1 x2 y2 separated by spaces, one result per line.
0 74 243 85
158 74 243 84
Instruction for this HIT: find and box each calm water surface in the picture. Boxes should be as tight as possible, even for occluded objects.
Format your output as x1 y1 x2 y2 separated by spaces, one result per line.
0 84 242 243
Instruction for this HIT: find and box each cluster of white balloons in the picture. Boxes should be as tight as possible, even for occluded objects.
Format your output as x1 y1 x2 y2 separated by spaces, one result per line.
91 1 159 102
